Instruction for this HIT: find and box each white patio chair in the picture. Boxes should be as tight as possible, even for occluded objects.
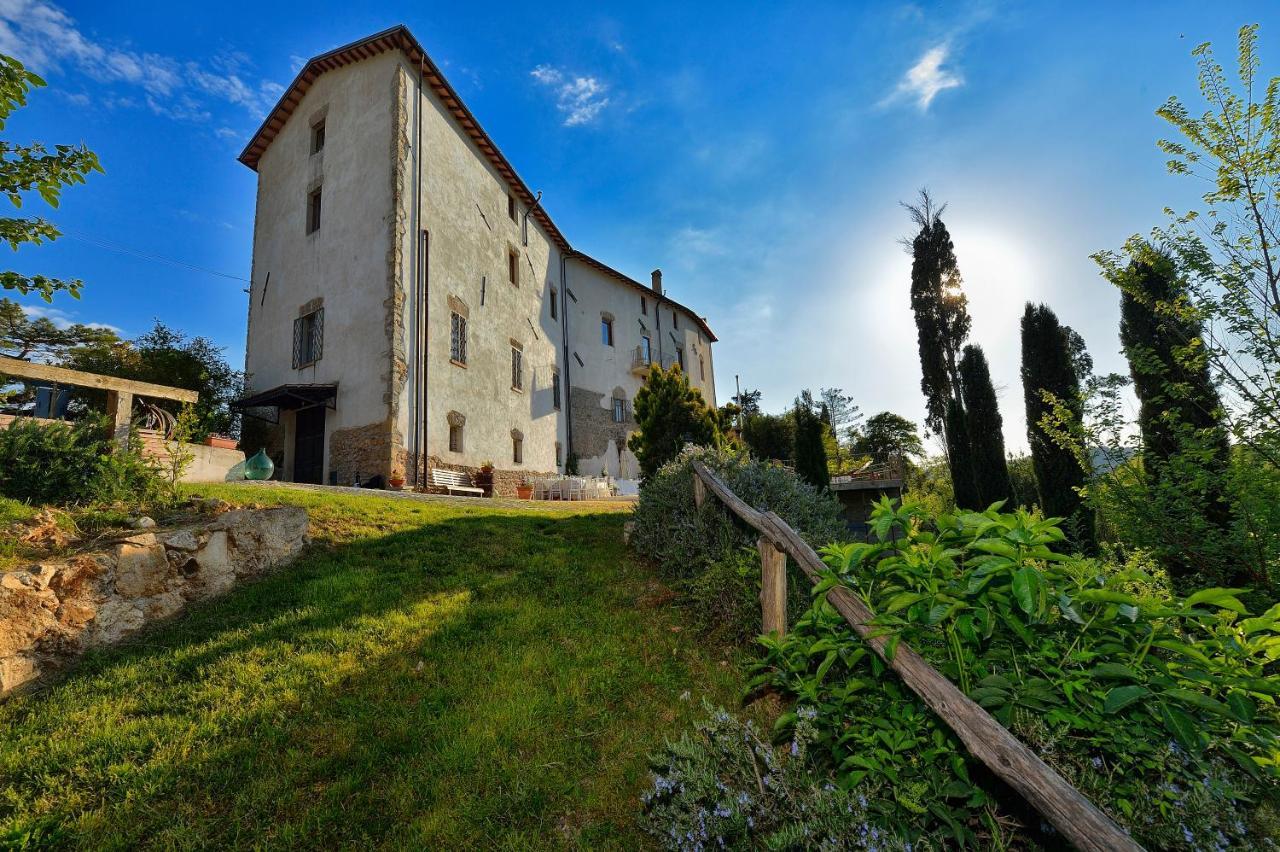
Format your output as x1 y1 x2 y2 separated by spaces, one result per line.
547 478 563 500
532 479 548 500
567 478 585 501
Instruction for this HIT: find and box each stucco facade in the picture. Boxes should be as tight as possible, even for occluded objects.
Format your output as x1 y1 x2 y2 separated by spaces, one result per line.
237 27 716 492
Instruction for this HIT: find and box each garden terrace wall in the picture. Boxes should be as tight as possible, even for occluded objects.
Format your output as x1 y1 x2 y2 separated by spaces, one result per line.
0 505 308 696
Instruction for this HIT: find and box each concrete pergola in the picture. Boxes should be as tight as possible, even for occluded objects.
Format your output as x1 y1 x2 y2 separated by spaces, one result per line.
0 355 198 444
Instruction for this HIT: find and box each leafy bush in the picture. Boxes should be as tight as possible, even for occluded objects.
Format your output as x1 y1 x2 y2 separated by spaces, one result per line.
631 445 846 580
682 548 812 644
0 418 164 507
752 499 1280 848
642 702 904 851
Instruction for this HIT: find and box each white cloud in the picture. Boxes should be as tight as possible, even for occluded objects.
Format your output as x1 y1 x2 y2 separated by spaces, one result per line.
530 64 611 127
0 0 282 120
886 43 963 111
20 302 119 333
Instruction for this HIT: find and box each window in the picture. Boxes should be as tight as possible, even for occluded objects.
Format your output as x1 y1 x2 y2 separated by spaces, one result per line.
549 288 557 320
292 308 324 368
311 120 325 154
450 312 467 365
508 248 519 286
601 317 614 346
676 346 685 371
699 354 706 381
555 442 562 468
552 368 561 409
449 423 463 453
510 344 523 390
612 396 628 423
641 295 647 315
672 310 678 329
508 193 517 222
513 434 523 464
640 335 651 365
306 187 322 234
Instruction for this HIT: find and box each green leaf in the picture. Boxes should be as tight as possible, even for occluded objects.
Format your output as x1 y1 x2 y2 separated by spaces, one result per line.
884 592 926 613
1011 566 1041 616
1103 684 1149 714
1184 587 1249 610
1158 703 1203 752
1090 662 1140 681
1227 691 1256 723
1163 688 1230 717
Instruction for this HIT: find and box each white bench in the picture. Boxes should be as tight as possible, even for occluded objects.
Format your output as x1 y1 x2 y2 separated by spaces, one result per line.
428 468 484 497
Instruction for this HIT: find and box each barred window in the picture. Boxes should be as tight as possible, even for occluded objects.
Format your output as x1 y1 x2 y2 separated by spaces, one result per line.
510 344 523 390
292 308 324 368
450 312 467 364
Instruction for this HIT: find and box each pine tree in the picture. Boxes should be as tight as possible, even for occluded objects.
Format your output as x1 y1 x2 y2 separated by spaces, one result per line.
1021 303 1094 549
627 364 719 481
792 391 830 491
958 344 1013 507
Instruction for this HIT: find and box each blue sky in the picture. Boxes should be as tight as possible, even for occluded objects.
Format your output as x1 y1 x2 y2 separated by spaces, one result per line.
4 1 1276 452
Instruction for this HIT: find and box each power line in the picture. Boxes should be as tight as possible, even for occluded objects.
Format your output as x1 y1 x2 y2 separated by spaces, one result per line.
58 229 250 283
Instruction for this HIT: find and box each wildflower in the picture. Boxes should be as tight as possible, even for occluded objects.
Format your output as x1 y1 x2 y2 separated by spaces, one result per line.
1182 824 1194 845
1090 756 1103 769
790 740 800 757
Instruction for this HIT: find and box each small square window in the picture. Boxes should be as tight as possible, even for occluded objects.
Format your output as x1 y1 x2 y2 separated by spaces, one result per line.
508 193 517 222
306 187 322 234
311 120 325 155
508 249 519 286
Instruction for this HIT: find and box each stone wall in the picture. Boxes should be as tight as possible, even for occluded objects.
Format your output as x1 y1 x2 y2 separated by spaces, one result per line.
423 455 553 498
329 420 394 485
0 505 309 697
569 385 637 477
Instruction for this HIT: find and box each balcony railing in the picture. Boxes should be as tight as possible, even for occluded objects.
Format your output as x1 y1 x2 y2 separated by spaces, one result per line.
630 347 680 374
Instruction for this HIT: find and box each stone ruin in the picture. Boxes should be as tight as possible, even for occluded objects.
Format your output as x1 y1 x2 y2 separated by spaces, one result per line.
0 504 309 696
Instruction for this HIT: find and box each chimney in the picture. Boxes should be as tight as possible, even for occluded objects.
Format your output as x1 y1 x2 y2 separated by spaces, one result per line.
651 268 663 296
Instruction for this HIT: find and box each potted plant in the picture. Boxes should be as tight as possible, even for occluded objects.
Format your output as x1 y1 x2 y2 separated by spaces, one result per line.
474 461 495 497
515 478 533 500
204 434 238 449
388 472 406 490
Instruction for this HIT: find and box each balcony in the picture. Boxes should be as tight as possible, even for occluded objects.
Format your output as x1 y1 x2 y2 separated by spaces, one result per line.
630 347 678 375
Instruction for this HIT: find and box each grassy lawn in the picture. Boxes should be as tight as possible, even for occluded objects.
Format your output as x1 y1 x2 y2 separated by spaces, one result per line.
0 485 758 850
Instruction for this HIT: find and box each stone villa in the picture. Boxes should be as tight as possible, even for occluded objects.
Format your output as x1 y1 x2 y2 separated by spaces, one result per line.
233 25 717 494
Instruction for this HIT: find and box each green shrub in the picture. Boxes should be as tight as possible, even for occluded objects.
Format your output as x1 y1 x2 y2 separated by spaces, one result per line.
642 702 904 850
752 498 1280 848
631 445 847 579
683 548 813 644
0 418 164 507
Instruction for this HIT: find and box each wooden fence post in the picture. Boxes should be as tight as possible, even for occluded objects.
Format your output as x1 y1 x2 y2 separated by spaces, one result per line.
693 475 706 509
758 536 787 635
105 390 133 447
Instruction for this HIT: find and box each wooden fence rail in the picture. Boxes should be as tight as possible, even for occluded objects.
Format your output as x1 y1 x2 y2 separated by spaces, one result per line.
690 460 1142 852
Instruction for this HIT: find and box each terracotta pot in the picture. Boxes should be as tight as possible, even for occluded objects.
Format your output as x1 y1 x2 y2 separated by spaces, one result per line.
516 485 533 499
388 477 405 490
205 435 238 449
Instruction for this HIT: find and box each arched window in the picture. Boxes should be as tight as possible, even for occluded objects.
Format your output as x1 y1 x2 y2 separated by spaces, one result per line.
511 428 524 464
447 411 465 453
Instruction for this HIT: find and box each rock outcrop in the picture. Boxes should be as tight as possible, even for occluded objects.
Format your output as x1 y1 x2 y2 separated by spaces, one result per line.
0 506 308 696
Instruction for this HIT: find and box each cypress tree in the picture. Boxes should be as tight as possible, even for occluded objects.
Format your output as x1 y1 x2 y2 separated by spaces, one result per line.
1117 248 1234 563
945 397 981 510
1020 303 1095 550
958 344 1013 507
903 190 975 506
904 190 971 434
627 364 719 481
793 391 830 491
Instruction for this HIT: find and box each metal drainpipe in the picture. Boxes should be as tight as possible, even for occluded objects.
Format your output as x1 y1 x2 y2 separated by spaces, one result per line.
413 56 426 485
560 251 572 464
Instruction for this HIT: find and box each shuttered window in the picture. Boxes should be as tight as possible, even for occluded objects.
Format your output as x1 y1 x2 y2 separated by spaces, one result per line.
292 308 324 368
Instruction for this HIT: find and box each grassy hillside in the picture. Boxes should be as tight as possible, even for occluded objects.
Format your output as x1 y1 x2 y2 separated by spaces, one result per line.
0 486 757 849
